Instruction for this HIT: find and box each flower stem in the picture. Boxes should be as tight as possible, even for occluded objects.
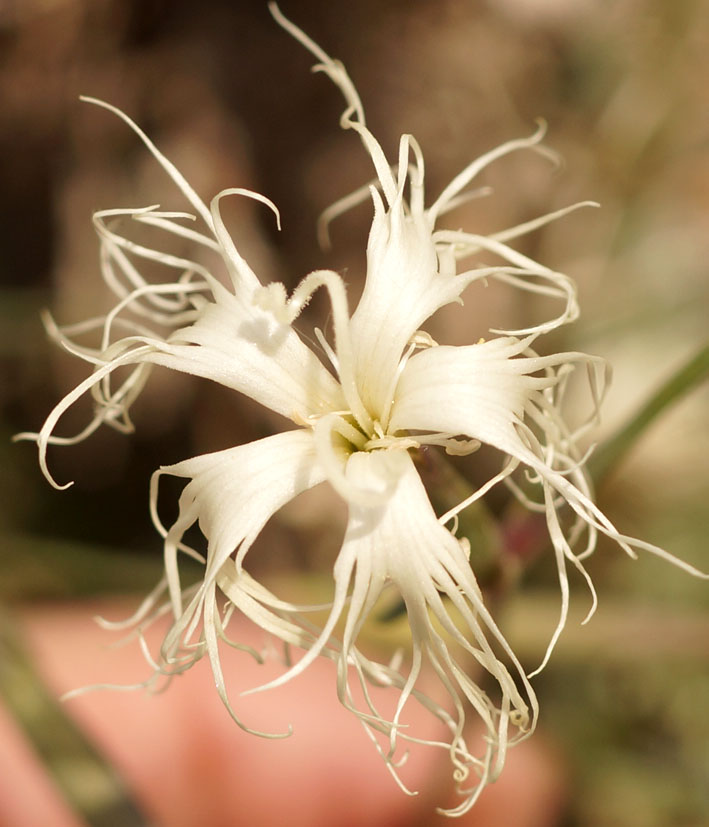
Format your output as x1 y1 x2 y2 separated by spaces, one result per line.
589 342 709 484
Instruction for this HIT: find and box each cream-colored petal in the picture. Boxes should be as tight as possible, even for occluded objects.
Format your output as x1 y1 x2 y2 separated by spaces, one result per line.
147 280 344 422
26 282 343 489
343 451 535 812
254 447 535 813
269 7 474 421
390 337 558 452
147 430 327 727
152 429 325 608
348 190 469 417
391 340 707 676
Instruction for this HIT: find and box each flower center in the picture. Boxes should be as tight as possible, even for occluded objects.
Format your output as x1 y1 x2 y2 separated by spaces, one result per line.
363 418 419 454
255 275 479 466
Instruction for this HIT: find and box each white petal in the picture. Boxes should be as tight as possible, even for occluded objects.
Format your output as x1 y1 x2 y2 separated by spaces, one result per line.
274 16 475 420
391 339 708 674
349 188 468 417
344 451 533 694
390 337 557 454
345 451 536 808
28 281 343 488
72 101 343 425
145 280 344 422
255 447 535 811
149 429 327 727
153 429 326 604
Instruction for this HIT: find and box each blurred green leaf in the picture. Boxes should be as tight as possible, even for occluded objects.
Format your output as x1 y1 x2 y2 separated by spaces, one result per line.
0 610 150 826
590 342 709 484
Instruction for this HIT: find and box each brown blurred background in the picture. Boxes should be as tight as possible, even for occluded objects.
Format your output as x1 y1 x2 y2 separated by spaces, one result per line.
1 1 708 825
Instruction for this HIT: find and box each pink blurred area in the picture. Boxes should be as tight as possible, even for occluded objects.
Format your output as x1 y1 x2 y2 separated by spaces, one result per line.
0 601 566 827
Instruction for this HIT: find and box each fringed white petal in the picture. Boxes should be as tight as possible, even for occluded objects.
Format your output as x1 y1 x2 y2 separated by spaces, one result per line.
339 450 537 814
271 4 585 429
146 279 345 422
349 181 465 418
152 429 325 609
145 429 327 733
92 199 344 422
251 446 536 814
24 286 342 488
391 337 566 450
81 98 271 302
80 97 214 230
391 339 707 673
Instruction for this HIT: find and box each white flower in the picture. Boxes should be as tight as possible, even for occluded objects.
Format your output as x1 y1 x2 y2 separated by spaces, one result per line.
21 4 706 816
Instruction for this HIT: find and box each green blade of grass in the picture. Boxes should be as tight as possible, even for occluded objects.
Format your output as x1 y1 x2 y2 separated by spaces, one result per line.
590 342 709 484
0 610 151 827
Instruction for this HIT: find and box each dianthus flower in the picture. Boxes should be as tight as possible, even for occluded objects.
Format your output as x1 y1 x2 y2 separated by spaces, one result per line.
20 5 706 816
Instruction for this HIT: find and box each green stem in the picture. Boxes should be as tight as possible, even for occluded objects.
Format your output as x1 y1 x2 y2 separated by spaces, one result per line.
589 342 709 484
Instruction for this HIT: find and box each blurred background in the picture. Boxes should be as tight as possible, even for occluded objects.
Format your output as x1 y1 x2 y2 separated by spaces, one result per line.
1 0 708 825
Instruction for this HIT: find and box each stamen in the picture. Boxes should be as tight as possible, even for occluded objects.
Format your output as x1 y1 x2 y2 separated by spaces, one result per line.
409 330 438 348
313 327 339 372
364 435 420 452
415 434 481 456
